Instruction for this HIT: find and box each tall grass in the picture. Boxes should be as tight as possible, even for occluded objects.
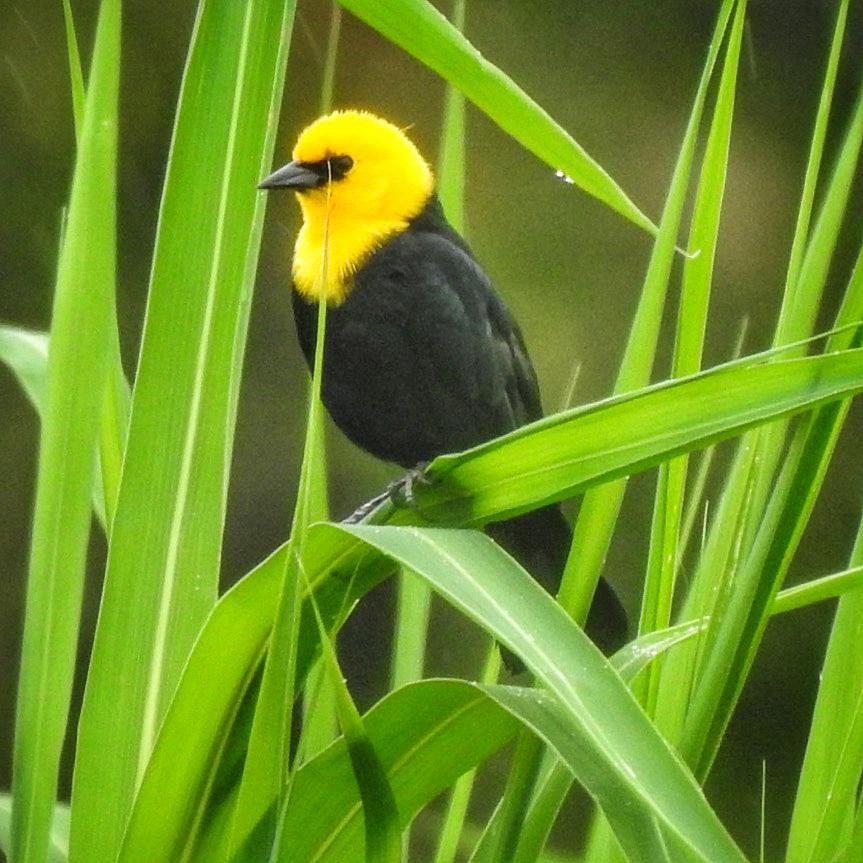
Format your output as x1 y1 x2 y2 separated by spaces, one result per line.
1 0 862 861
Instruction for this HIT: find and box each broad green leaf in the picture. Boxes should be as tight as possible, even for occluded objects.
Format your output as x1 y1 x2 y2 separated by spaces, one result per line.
337 0 654 233
414 350 863 526
11 1 119 860
330 524 744 861
512 621 709 863
278 679 520 861
117 559 281 862
69 1 294 860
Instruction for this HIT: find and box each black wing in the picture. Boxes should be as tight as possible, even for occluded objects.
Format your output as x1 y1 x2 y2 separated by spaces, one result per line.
293 196 543 467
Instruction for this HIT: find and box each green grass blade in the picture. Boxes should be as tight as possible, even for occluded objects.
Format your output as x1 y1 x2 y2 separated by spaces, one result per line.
678 236 863 777
117 560 277 861
275 571 401 863
433 644 500 863
1 796 69 863
772 565 863 615
229 124 329 859
278 679 520 861
638 0 746 713
10 0 119 859
559 0 735 626
390 573 431 688
777 0 851 334
436 0 466 234
677 14 862 707
60 0 130 532
414 350 863 526
390 0 466 699
318 1 342 116
330 524 745 861
337 0 654 233
780 86 863 350
786 523 863 863
60 0 85 142
0 326 49 412
97 333 130 529
726 57 863 581
68 1 293 860
298 0 340 769
511 621 707 863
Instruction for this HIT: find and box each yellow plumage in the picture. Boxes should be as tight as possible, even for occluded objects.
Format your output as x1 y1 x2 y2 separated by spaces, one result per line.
289 110 434 303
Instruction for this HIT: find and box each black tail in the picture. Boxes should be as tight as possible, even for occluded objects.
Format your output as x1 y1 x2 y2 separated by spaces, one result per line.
486 505 628 661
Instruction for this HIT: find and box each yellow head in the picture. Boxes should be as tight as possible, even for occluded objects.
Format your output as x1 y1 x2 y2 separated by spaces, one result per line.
260 110 434 303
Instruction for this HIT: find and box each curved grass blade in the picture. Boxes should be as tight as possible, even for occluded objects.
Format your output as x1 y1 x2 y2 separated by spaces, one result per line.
328 524 744 861
414 350 863 526
277 679 520 862
772 565 863 616
337 0 654 234
510 620 709 863
10 0 120 859
273 575 401 863
0 326 49 411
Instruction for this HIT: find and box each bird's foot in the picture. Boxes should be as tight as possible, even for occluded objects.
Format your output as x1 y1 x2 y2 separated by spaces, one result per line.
388 462 432 510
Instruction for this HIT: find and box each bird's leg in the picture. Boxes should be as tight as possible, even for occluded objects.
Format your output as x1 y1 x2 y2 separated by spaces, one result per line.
343 462 433 524
343 488 392 524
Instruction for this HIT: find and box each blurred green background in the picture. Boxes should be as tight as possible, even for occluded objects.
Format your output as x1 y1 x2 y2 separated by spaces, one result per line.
1 0 862 856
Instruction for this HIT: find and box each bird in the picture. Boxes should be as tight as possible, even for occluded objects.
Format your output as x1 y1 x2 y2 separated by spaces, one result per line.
259 109 626 657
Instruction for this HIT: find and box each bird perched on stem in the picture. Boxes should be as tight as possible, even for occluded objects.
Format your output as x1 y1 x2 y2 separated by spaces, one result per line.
259 109 626 657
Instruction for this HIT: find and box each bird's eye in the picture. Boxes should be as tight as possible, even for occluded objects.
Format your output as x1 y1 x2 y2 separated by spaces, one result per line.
327 155 354 181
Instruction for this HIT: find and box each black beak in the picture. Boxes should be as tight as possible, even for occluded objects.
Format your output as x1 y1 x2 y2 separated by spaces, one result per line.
258 160 323 191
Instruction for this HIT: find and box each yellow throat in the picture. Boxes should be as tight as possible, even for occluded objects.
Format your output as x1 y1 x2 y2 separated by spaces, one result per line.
289 110 434 304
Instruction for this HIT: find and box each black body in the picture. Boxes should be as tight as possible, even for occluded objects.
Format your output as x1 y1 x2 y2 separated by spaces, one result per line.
292 195 626 655
293 196 541 468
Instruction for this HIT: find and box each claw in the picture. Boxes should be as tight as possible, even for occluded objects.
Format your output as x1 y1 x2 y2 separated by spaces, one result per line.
388 462 432 509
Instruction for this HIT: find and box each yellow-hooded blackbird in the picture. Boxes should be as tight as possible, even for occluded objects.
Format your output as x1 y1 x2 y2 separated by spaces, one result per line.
260 109 626 654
